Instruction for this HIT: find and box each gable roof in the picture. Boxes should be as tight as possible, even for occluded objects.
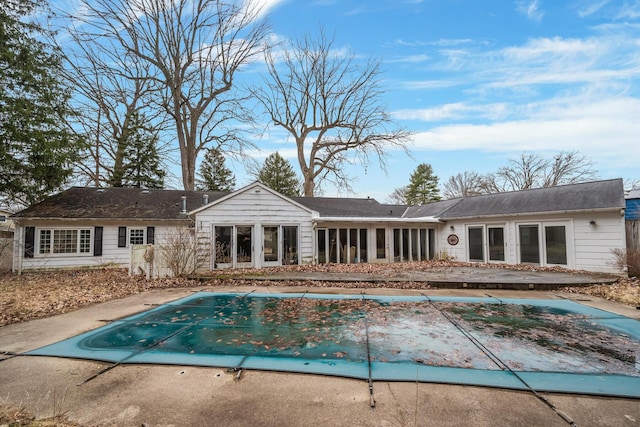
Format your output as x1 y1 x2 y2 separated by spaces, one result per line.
404 178 625 220
12 187 227 220
189 181 316 216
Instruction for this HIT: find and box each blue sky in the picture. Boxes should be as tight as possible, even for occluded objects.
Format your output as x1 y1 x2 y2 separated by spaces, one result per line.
225 0 640 200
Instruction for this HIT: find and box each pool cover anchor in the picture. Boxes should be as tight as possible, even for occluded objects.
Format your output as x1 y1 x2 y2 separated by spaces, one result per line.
227 367 244 381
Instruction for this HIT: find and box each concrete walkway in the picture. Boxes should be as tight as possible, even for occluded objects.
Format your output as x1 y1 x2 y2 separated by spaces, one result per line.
0 278 638 426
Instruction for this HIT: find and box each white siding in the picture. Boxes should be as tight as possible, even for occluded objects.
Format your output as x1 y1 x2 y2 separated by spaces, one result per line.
437 210 626 274
14 220 181 272
195 187 315 268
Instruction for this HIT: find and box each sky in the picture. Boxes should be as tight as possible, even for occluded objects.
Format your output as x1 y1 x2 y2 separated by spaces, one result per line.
222 0 640 200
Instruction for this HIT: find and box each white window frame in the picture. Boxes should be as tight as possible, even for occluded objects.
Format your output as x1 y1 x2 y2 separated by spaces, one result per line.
37 228 92 256
129 228 145 245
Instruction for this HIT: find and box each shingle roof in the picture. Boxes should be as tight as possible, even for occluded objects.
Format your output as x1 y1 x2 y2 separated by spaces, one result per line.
12 179 624 221
404 178 624 220
12 187 227 220
293 197 406 218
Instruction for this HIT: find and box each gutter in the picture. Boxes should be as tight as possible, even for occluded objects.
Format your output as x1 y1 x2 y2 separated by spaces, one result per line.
312 216 441 223
440 206 626 221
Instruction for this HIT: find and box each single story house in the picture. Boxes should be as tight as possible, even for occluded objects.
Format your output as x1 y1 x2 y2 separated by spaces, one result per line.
11 178 627 275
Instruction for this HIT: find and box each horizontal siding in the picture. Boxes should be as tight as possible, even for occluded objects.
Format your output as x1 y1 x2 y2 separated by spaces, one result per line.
196 188 315 267
17 221 178 271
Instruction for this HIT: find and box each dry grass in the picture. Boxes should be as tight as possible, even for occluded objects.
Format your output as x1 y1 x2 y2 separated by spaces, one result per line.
562 277 640 306
0 403 79 426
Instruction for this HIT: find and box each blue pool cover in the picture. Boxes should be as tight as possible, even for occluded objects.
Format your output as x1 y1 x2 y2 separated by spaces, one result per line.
27 292 640 398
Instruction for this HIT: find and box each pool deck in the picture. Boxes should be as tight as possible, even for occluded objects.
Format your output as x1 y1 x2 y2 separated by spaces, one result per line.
212 266 620 289
1 278 639 426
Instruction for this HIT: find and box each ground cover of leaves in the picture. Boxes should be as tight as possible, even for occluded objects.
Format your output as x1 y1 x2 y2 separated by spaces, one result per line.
1 262 638 328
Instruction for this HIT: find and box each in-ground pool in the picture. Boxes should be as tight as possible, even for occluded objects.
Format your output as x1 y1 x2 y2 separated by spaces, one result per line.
27 292 640 398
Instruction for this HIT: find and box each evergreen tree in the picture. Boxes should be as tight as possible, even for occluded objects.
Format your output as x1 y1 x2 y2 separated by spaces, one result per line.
0 0 84 206
118 114 165 189
196 148 235 191
405 163 442 205
258 152 302 197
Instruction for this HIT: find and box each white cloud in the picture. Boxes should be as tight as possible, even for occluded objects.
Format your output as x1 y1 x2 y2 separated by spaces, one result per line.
250 0 287 18
386 54 430 64
577 0 613 18
516 0 545 22
407 97 640 168
392 102 510 121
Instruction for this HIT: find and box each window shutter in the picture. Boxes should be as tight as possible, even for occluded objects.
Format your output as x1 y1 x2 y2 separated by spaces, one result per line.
146 226 155 245
118 227 127 247
24 227 35 258
94 227 103 256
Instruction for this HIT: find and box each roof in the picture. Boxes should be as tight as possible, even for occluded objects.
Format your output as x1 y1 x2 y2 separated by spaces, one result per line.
404 178 625 220
627 189 640 200
12 187 227 220
293 197 406 218
12 179 625 222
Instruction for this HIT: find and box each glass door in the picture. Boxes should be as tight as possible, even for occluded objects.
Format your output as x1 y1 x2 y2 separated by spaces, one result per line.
544 225 567 265
468 226 485 262
263 226 279 266
236 226 253 268
282 226 298 265
214 226 233 269
488 226 505 262
519 224 540 264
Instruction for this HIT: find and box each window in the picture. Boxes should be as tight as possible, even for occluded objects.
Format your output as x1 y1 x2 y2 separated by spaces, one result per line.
0 215 6 222
130 229 144 245
376 229 386 259
38 228 91 255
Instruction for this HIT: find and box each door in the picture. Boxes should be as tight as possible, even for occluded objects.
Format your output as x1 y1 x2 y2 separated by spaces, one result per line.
263 226 279 267
544 224 567 265
468 226 485 262
214 226 233 268
282 226 298 265
519 224 540 264
488 226 505 262
236 226 253 268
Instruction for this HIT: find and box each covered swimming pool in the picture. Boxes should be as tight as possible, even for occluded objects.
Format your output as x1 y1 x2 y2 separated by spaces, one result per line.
27 292 640 398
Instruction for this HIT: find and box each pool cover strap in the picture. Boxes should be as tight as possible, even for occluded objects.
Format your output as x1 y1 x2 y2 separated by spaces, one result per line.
361 292 376 409
421 293 577 426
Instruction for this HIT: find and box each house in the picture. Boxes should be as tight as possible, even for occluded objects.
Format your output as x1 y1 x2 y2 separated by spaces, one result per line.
11 178 627 275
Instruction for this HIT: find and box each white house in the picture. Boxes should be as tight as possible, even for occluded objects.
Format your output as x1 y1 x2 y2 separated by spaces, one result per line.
11 179 627 275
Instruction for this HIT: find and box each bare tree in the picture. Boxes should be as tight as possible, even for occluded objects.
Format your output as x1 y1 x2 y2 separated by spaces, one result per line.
253 30 411 196
387 186 408 204
70 0 270 190
442 171 484 199
482 151 598 192
61 27 169 187
542 151 598 187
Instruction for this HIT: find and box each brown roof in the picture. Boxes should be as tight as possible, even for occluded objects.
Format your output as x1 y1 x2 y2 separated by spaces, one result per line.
12 187 227 220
